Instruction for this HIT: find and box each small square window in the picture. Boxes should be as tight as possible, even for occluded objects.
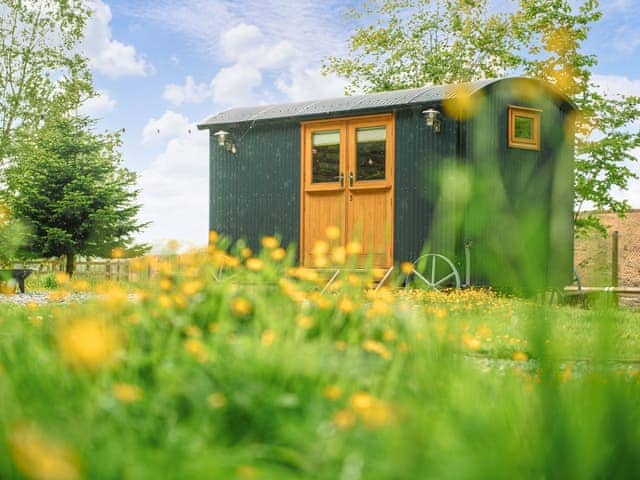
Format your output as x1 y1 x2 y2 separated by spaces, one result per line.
508 106 541 150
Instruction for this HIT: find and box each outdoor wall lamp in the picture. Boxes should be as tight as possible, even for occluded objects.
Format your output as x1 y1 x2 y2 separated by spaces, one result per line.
422 108 442 133
213 130 237 154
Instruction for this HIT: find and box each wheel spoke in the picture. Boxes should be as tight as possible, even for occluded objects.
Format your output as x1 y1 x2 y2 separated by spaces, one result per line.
430 257 436 283
413 269 435 288
434 272 455 287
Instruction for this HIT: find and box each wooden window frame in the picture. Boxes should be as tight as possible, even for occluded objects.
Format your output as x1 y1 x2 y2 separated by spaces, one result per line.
508 105 541 151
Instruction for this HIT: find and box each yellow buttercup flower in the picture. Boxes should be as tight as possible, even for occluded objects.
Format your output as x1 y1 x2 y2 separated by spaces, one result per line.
462 333 481 351
331 246 346 265
236 465 260 479
296 315 314 329
157 294 173 309
159 277 172 291
512 351 528 362
349 392 394 428
261 236 279 249
325 225 341 240
338 296 355 313
323 384 343 401
312 240 329 257
182 279 204 296
270 247 286 261
70 279 90 292
362 340 392 360
184 338 208 362
332 408 356 429
112 382 142 404
8 423 81 480
231 297 252 316
261 329 277 346
57 319 119 370
400 262 414 275
246 258 264 272
207 392 227 409
346 241 362 255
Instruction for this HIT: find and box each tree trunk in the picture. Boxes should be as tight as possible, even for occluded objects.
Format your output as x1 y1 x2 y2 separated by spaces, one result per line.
65 252 75 277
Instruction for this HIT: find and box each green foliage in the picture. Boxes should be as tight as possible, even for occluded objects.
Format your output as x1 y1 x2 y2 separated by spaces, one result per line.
3 114 148 274
0 0 93 162
0 248 640 478
0 205 28 265
323 0 640 234
325 0 520 94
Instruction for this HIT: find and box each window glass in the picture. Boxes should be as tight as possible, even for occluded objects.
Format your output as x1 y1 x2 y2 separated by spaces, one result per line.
312 131 340 183
356 126 386 181
508 106 540 150
514 115 534 140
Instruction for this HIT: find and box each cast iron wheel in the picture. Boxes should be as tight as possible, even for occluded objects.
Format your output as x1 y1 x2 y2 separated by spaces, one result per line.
406 253 461 290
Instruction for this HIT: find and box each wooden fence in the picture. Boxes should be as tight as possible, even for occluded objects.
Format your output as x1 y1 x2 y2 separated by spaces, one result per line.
11 258 152 282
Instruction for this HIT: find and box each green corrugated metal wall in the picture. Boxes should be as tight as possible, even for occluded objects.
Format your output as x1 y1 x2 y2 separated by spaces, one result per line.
209 120 300 252
393 108 459 264
207 79 574 291
462 79 574 291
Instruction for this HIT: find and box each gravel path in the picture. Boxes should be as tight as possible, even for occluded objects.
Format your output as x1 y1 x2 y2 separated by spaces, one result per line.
0 292 98 306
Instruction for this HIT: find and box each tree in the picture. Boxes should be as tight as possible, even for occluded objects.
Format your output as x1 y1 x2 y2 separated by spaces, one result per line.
324 0 640 234
3 114 148 275
325 0 520 94
0 0 93 163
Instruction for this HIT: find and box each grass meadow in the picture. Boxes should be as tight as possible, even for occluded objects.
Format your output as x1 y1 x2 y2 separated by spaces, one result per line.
1 234 640 479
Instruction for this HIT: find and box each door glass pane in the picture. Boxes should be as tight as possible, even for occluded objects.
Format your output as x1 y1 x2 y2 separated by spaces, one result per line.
312 130 340 183
356 126 386 181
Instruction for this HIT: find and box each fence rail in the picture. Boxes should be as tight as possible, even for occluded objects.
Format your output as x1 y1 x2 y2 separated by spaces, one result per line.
10 258 152 282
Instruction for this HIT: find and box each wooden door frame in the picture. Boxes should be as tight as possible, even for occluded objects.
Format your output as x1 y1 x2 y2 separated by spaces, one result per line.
299 113 395 267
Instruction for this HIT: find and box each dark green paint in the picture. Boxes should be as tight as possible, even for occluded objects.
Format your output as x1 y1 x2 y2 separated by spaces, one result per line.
205 78 574 291
209 120 300 253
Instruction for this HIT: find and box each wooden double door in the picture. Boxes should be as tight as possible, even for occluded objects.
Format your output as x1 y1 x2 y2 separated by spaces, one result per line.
300 114 395 267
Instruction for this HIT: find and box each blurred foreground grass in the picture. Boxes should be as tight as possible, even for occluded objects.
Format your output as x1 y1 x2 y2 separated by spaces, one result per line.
1 235 640 479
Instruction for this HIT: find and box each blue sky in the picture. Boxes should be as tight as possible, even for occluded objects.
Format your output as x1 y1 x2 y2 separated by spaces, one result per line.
78 0 640 248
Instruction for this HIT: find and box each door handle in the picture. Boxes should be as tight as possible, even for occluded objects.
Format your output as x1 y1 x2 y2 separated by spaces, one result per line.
349 172 354 187
337 173 344 187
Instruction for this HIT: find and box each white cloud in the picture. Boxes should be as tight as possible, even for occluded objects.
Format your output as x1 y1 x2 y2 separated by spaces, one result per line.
612 147 640 208
592 74 640 98
142 111 191 144
206 24 300 107
129 0 349 64
79 90 116 116
163 76 211 105
276 66 348 102
590 75 640 209
206 23 347 107
83 0 151 78
211 64 263 107
220 23 263 60
138 120 209 246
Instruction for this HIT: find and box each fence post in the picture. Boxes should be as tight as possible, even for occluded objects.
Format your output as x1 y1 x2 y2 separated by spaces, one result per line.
612 230 619 307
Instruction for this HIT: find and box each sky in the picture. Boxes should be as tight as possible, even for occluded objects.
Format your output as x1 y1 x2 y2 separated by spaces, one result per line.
77 0 640 249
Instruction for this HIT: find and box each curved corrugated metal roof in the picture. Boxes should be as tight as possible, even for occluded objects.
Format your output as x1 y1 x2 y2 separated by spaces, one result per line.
197 77 571 129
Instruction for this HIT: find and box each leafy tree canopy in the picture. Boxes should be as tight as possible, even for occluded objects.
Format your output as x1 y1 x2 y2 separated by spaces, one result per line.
0 0 93 162
3 114 149 274
324 0 640 234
